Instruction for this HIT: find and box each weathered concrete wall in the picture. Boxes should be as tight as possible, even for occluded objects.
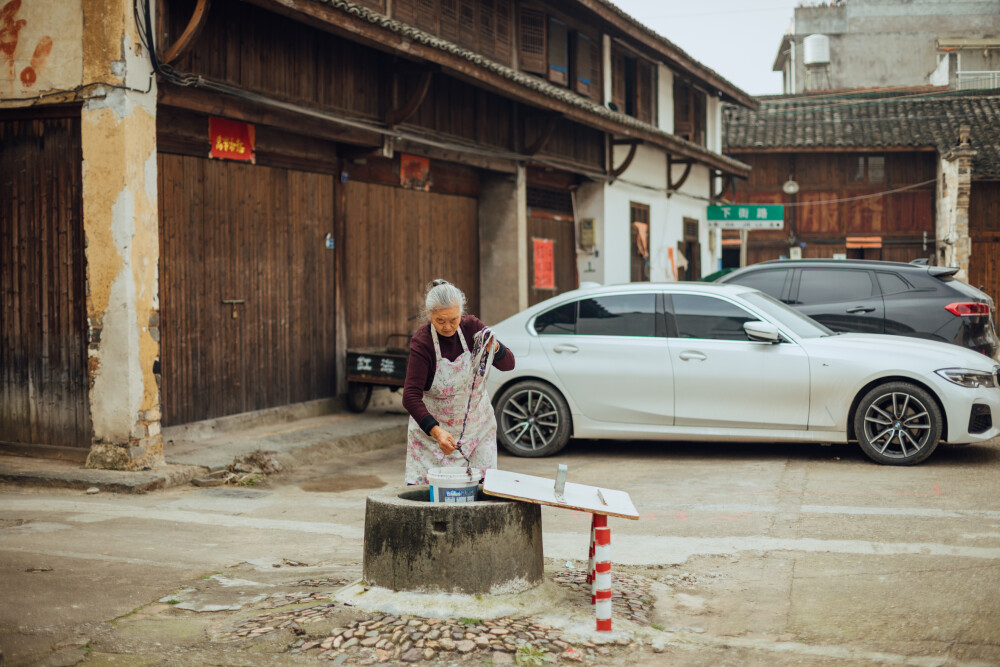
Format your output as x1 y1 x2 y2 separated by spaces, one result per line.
363 486 544 595
0 0 83 102
787 0 1000 92
574 181 605 285
478 167 527 323
80 0 161 469
937 134 975 280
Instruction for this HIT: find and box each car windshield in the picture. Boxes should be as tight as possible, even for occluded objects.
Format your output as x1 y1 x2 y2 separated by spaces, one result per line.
741 291 834 339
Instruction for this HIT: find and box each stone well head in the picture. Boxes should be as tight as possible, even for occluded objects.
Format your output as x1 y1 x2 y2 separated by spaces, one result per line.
362 485 543 595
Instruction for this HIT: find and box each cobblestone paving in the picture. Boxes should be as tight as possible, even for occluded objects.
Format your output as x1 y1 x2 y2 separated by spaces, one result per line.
217 569 657 663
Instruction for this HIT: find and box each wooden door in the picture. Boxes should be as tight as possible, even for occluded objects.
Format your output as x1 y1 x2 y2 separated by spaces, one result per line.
343 182 480 348
0 112 91 450
527 213 576 307
158 154 337 425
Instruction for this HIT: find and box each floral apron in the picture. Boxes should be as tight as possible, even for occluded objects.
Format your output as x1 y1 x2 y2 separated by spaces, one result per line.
405 325 497 485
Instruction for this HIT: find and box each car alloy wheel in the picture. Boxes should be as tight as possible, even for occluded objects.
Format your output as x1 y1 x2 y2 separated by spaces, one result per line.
495 380 571 457
854 381 942 465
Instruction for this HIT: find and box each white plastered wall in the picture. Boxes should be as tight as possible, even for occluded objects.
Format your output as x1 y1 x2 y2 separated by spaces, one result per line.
657 64 674 133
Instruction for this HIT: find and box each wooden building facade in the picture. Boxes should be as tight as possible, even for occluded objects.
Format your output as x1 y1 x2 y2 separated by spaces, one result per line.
1 0 754 463
724 90 1000 313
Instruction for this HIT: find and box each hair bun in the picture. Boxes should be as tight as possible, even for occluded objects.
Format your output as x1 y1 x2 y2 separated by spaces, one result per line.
431 279 449 287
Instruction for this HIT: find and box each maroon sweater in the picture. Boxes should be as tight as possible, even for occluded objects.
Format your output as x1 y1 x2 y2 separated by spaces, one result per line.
403 315 515 435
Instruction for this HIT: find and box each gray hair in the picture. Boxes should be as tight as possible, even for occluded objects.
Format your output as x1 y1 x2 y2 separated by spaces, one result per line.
424 279 466 315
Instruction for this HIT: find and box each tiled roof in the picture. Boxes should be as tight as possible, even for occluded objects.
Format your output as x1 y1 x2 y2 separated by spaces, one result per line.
723 89 1000 178
314 0 752 175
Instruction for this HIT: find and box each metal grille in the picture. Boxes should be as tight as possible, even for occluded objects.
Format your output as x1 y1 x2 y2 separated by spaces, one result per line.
684 219 699 240
969 404 993 434
527 187 573 213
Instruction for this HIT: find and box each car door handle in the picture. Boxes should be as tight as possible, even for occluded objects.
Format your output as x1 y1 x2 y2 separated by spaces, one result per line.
846 306 876 313
552 344 579 354
678 350 707 361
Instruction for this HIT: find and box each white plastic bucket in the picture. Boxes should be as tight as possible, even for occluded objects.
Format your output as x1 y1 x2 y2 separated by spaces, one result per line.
427 466 480 503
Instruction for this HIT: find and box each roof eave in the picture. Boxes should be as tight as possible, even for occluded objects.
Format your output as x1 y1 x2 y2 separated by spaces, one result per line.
580 0 758 110
240 0 752 177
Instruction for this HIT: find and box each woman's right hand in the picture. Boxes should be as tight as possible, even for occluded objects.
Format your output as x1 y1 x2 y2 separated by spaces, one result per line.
430 425 457 455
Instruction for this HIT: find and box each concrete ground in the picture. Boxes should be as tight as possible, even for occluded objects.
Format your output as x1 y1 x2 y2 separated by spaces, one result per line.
1 395 999 666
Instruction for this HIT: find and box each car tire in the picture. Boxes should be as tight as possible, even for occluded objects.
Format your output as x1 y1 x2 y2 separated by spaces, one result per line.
853 381 942 465
495 380 571 457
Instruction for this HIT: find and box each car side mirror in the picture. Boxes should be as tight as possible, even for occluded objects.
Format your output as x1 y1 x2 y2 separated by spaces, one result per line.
744 321 781 344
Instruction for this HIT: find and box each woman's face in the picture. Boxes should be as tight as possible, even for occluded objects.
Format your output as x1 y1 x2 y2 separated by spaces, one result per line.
429 305 461 337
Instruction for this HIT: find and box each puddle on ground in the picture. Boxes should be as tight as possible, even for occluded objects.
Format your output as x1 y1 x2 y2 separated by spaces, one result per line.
300 475 386 493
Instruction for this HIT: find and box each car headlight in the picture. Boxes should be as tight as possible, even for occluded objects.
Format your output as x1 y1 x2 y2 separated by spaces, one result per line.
935 368 997 389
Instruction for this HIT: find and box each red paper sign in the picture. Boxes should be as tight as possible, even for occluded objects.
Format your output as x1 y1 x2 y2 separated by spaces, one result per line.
400 153 431 191
209 117 255 163
533 238 555 290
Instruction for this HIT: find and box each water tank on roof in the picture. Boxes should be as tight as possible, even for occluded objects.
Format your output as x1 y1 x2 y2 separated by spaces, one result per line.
803 34 831 66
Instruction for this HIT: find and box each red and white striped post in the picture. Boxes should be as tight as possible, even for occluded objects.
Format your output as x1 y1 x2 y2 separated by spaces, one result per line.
591 513 612 631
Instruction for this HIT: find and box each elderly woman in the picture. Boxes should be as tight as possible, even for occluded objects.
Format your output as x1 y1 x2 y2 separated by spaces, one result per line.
402 280 515 485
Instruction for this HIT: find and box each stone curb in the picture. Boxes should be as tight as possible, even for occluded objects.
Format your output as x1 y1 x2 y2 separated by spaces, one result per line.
0 420 407 494
0 461 206 494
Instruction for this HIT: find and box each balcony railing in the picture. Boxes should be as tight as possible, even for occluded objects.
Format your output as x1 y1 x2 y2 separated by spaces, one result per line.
953 71 1000 90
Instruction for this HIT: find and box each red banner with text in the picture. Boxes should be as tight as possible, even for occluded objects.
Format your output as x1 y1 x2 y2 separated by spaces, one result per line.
209 117 255 163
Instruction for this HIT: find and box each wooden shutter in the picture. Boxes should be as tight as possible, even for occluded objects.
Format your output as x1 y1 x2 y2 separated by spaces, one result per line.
457 0 477 51
394 0 418 25
548 18 568 85
440 0 460 43
494 0 513 65
636 59 654 123
611 49 626 113
589 40 601 101
415 0 439 33
673 78 692 140
518 6 546 75
479 0 497 60
574 33 593 97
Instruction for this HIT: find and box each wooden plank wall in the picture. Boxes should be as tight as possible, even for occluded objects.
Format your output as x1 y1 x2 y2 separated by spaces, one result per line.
527 215 576 307
162 0 387 120
969 180 1000 310
0 113 91 448
343 182 480 348
735 152 936 264
160 0 606 175
157 154 337 425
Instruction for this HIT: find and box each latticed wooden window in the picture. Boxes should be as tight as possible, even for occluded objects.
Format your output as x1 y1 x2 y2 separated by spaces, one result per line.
518 6 546 75
457 0 477 51
440 0 460 43
493 0 513 65
415 0 439 32
684 218 699 240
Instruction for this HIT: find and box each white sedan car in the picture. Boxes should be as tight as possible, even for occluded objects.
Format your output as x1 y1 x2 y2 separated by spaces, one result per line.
485 282 1000 465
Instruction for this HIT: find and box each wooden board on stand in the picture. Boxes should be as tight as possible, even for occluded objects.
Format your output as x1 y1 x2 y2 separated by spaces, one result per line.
483 469 639 520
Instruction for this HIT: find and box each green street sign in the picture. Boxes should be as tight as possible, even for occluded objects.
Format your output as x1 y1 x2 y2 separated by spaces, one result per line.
706 204 784 230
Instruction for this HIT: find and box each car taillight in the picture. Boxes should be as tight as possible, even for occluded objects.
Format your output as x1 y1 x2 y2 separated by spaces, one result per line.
946 302 991 316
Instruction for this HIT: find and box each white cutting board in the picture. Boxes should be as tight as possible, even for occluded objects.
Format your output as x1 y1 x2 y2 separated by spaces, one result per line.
483 468 639 520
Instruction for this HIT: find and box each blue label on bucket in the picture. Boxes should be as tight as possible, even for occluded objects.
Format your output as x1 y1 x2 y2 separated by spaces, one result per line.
443 486 477 503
